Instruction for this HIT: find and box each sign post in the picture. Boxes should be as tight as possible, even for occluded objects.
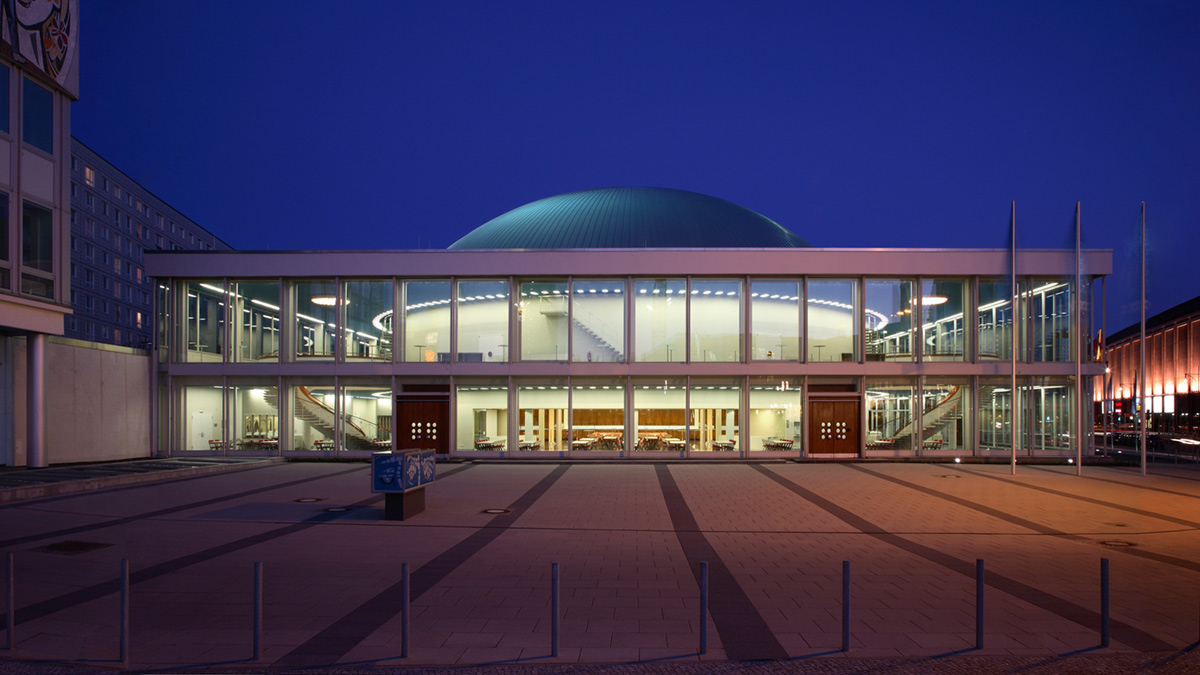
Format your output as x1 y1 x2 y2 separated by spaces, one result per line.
372 450 436 520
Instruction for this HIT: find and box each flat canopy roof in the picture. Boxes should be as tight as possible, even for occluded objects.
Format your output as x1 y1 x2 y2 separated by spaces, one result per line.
146 248 1112 279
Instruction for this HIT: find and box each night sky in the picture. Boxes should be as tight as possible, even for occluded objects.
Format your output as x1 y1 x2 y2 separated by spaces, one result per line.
72 1 1198 334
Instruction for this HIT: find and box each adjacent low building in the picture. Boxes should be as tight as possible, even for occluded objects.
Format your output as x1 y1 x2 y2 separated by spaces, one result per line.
145 187 1110 460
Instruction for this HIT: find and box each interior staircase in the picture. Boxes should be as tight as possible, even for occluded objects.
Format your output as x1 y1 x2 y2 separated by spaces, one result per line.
262 387 377 450
571 313 622 362
894 386 963 442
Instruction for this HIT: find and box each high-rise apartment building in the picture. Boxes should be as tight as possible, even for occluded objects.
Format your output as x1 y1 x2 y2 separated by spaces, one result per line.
68 139 231 349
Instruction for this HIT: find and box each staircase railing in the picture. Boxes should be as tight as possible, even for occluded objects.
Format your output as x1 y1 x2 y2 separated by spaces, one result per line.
893 386 961 439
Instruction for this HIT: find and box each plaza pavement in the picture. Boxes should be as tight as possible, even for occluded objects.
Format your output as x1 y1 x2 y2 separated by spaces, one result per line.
1 458 1200 673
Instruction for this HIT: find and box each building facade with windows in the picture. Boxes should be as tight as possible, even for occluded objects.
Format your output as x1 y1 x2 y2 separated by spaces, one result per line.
0 1 79 468
146 187 1109 461
68 138 232 348
1100 294 1200 438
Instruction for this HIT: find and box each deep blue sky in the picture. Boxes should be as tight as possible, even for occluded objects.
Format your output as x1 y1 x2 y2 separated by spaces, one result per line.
73 1 1198 333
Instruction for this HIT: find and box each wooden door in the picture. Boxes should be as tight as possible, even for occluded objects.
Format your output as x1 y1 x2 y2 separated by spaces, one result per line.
396 395 449 453
809 399 860 455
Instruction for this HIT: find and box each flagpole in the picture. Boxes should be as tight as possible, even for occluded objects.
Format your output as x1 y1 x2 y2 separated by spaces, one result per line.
1075 202 1083 476
1011 201 1018 475
1140 202 1147 476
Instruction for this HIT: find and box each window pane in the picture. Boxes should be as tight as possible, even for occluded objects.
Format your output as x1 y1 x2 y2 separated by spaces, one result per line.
22 201 53 274
22 77 52 153
185 281 225 363
344 279 392 362
634 278 685 362
456 280 509 362
182 383 225 451
0 64 9 133
231 383 279 451
751 280 800 361
519 279 568 361
921 379 969 451
978 279 1014 360
341 381 392 450
1027 377 1074 451
920 279 966 361
572 279 625 362
749 377 801 453
294 280 337 360
690 279 741 362
807 279 858 362
403 280 450 362
293 381 336 450
690 381 740 452
456 381 508 450
517 381 568 452
231 281 280 363
1029 279 1072 362
572 380 625 451
978 378 1013 451
633 379 686 452
867 378 914 451
865 279 913 362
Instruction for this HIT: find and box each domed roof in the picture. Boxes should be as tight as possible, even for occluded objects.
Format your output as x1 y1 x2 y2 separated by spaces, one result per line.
448 187 809 249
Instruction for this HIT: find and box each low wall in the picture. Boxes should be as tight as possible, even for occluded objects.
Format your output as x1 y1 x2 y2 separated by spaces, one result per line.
9 336 151 466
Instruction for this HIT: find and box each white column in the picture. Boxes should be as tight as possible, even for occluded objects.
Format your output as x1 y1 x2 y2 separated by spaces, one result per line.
26 333 48 468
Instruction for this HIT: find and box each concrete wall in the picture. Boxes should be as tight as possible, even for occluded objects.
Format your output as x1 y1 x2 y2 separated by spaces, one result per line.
7 336 151 466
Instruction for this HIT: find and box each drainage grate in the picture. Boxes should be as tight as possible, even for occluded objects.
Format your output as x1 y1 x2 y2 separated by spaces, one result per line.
1099 540 1136 547
934 474 962 479
482 508 511 515
296 498 322 503
31 540 112 556
324 507 349 513
1105 522 1129 528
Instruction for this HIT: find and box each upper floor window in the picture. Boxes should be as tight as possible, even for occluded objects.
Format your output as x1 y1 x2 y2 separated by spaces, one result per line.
21 201 54 298
84 167 96 188
0 64 9 134
22 78 53 153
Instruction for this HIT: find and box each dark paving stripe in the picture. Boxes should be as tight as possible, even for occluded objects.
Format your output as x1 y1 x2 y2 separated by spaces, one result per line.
950 466 1200 530
654 465 787 660
750 464 1173 652
274 464 570 668
0 462 478 630
848 464 1200 574
1027 465 1200 501
0 464 370 549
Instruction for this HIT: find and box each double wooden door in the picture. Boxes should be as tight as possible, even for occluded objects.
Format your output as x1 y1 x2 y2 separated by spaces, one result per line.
808 399 860 455
395 395 449 454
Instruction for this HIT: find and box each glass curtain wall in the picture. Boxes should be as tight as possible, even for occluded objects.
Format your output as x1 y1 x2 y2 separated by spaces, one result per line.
1029 279 1072 362
572 379 625 451
517 381 568 451
572 279 625 362
633 379 686 451
291 379 336 450
690 279 742 362
403 280 451 362
920 378 969 451
749 377 802 453
866 378 914 450
231 382 279 450
156 280 171 362
1026 377 1074 452
341 381 392 450
294 280 337 361
182 381 225 451
230 281 280 363
920 279 966 361
457 280 509 362
978 279 1015 360
519 280 569 361
344 280 393 362
978 378 1014 451
634 279 686 362
185 281 225 363
751 280 800 361
808 279 859 362
455 381 508 450
690 381 740 452
865 279 913 361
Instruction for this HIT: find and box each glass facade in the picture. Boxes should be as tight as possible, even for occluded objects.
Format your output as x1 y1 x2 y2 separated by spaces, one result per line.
156 272 1093 458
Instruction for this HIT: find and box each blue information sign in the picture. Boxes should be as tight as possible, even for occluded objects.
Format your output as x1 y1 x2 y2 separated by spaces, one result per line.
373 450 435 493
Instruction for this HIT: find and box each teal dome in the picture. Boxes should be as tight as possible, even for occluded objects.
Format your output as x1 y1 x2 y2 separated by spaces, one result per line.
448 187 809 249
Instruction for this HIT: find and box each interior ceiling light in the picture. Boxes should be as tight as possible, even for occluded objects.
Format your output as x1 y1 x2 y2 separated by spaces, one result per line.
311 296 345 306
915 296 949 306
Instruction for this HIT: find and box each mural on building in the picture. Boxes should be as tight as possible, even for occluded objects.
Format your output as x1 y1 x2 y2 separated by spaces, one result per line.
2 0 78 95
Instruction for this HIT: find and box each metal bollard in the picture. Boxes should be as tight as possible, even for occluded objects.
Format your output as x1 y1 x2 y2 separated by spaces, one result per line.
699 562 708 655
401 563 410 659
6 552 13 650
119 559 129 665
1100 558 1110 648
551 562 560 657
253 562 263 661
842 561 850 652
976 559 985 649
